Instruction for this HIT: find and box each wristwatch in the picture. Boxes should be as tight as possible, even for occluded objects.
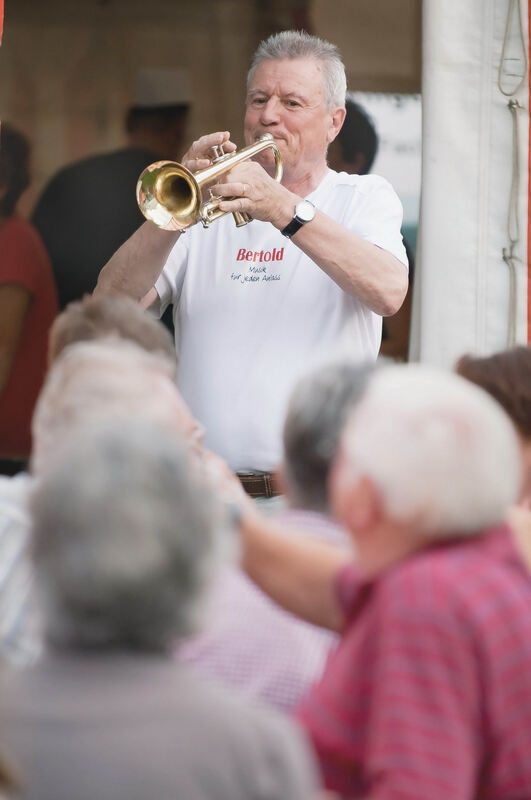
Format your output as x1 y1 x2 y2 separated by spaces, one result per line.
280 199 316 239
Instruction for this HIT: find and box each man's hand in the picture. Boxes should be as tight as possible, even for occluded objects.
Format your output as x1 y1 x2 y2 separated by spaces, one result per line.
211 160 295 229
181 131 237 173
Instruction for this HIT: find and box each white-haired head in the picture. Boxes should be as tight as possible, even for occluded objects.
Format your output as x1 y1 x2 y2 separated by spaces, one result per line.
31 339 195 476
339 364 521 536
248 30 347 110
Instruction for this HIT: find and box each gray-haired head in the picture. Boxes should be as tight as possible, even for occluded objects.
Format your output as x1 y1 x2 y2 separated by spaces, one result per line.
31 419 226 652
248 30 347 110
340 364 521 536
282 360 374 512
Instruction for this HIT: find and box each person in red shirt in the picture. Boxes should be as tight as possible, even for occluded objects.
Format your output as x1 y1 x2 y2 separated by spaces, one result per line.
239 364 531 800
0 123 58 470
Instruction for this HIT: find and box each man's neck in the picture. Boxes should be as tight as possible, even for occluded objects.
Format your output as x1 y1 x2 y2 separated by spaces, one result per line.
355 521 427 580
281 162 329 199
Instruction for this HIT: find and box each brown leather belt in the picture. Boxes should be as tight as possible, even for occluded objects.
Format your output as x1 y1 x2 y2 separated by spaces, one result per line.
237 472 281 499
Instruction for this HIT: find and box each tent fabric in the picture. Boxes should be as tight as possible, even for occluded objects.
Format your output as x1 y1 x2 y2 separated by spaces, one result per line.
411 0 529 366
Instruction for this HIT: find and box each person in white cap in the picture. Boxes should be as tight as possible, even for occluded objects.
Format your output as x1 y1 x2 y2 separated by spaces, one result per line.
32 68 191 317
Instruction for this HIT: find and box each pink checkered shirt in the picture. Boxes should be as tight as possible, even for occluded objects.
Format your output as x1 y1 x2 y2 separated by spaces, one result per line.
178 509 349 712
296 524 531 800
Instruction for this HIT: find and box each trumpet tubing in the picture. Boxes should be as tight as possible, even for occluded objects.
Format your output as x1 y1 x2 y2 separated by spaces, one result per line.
136 133 283 231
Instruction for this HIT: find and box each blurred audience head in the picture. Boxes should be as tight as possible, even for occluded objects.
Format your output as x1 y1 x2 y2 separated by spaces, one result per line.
332 364 521 547
32 339 199 476
327 98 378 175
456 346 531 505
48 294 176 366
281 360 374 512
31 419 222 652
0 123 31 218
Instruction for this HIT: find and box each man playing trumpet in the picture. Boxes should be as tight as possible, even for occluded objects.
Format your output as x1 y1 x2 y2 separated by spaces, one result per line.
95 30 408 499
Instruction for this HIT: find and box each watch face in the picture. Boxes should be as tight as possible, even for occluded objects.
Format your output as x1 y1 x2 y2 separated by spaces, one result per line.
295 200 316 222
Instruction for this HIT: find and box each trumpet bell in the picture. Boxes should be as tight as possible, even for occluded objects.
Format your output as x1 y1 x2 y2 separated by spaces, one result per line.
136 161 200 231
136 133 283 232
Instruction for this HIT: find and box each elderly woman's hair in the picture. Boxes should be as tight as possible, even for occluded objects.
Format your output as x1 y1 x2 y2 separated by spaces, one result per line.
455 346 531 440
341 364 521 536
48 294 176 366
31 339 181 475
283 360 374 511
31 419 222 651
248 30 347 110
0 123 31 217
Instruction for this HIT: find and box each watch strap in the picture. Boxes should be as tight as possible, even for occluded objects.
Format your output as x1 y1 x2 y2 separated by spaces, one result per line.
280 215 305 239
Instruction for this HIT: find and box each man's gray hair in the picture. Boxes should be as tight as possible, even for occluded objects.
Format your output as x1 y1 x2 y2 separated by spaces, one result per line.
283 360 374 512
31 419 226 651
248 30 347 110
341 364 522 536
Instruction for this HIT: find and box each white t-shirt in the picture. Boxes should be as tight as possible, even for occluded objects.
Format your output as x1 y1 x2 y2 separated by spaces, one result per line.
155 169 407 471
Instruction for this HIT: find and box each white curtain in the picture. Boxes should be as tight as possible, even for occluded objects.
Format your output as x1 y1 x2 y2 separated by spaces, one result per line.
410 0 529 366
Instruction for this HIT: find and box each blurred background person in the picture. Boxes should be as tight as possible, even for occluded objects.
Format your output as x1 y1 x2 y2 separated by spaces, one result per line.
327 97 414 362
0 337 184 669
0 309 244 669
31 68 191 332
0 123 58 476
456 345 531 567
179 360 372 711
326 97 378 176
0 419 317 800
237 364 531 798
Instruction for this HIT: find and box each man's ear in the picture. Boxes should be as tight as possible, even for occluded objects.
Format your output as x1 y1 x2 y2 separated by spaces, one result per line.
329 453 382 536
327 106 346 144
348 476 383 533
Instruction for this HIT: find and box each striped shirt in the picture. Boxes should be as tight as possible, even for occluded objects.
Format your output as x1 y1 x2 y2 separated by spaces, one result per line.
179 509 349 712
296 525 531 800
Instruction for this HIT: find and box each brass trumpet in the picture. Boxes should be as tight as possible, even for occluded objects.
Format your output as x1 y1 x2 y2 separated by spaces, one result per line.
136 133 283 231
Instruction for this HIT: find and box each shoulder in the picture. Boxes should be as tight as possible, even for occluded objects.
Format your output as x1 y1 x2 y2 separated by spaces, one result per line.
318 171 403 221
177 668 315 775
375 531 527 629
325 169 397 196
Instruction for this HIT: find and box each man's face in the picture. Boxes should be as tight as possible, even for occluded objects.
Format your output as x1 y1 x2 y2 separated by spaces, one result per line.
244 57 343 177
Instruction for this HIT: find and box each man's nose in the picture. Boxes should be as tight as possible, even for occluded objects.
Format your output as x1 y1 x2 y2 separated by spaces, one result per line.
259 97 281 124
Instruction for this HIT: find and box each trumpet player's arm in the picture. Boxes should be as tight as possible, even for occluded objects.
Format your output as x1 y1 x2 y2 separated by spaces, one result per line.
94 131 238 305
94 222 182 304
214 162 408 317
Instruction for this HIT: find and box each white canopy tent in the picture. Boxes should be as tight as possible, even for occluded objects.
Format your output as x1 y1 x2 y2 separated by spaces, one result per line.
411 0 530 365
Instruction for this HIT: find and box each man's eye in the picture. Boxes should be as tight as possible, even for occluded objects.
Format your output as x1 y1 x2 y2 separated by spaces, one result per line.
285 100 301 108
252 97 267 106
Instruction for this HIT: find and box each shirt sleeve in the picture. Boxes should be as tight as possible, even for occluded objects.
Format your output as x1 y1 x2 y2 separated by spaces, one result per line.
343 176 409 268
363 583 481 800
